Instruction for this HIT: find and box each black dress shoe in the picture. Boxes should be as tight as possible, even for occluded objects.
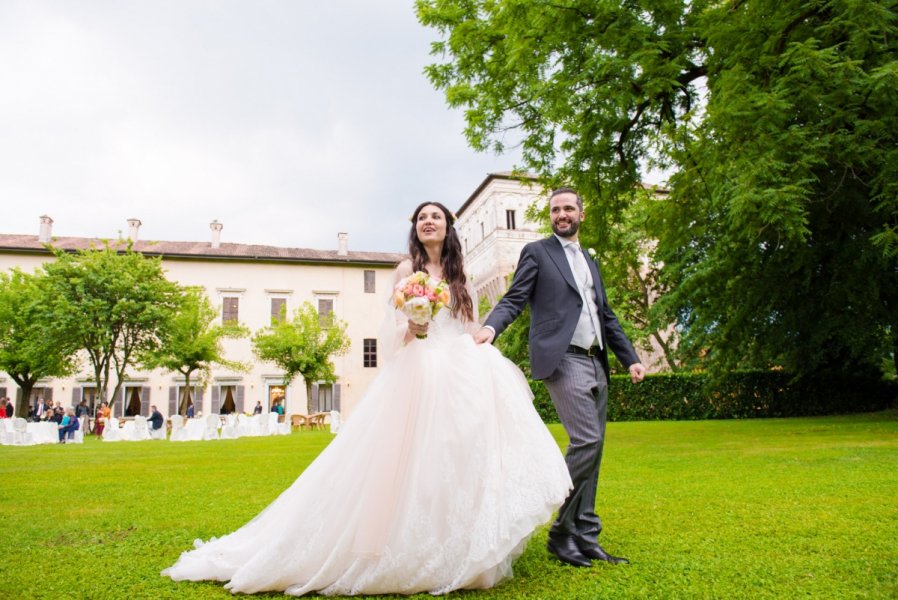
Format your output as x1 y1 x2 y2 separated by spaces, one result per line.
577 542 630 564
547 535 592 567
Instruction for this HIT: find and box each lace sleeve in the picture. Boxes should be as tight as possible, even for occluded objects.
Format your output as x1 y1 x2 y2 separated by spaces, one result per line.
378 260 414 363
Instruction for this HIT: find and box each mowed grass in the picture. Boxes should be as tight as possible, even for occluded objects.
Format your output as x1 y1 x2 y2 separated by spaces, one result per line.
2 411 897 599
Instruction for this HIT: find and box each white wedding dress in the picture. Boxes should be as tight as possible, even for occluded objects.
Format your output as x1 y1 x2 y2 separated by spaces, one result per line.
162 287 571 596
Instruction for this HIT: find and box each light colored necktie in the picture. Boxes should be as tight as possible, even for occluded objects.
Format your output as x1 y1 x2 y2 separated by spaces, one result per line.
566 243 587 286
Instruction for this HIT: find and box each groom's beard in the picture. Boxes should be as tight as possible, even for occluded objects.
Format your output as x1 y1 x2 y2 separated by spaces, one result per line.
551 218 580 238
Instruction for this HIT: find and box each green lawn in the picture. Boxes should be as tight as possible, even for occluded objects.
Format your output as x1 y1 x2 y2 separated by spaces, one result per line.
2 412 897 599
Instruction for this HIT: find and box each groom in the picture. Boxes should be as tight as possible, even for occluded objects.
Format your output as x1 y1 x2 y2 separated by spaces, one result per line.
475 187 645 568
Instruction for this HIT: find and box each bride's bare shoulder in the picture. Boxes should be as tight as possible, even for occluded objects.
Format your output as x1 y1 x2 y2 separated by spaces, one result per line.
395 259 414 277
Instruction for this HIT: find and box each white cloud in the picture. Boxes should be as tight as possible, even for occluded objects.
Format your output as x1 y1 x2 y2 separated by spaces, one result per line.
0 1 520 251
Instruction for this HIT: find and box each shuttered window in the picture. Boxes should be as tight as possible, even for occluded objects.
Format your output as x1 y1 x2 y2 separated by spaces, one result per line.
363 338 377 368
223 297 239 324
271 298 286 323
364 270 375 293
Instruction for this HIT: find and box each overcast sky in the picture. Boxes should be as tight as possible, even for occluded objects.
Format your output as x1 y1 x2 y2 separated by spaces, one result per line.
0 1 525 254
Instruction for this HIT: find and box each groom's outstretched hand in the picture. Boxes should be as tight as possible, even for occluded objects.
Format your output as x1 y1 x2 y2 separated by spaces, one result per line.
474 327 495 345
629 363 646 383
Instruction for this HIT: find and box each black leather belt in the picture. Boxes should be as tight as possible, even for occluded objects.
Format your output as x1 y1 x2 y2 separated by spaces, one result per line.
567 345 600 358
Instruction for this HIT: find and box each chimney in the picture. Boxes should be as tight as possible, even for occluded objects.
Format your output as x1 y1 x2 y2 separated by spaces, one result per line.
210 220 223 249
38 215 53 244
127 218 141 242
337 232 348 257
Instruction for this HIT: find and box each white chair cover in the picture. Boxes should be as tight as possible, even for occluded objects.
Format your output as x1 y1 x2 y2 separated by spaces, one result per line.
149 419 167 440
220 414 239 439
68 417 87 444
169 414 188 442
329 410 342 435
103 417 121 442
277 414 291 436
132 416 151 441
0 419 14 444
119 420 137 442
265 412 280 436
202 414 220 441
237 414 258 437
12 418 34 446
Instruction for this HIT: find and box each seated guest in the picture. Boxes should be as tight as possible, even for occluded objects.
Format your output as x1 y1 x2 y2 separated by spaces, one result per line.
148 405 164 431
33 396 48 421
58 408 80 443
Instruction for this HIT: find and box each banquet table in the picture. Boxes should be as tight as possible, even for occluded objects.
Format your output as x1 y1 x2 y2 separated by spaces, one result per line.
26 421 58 445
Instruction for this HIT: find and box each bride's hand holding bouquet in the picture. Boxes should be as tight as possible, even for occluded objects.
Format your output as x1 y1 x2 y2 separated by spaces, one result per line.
392 271 450 339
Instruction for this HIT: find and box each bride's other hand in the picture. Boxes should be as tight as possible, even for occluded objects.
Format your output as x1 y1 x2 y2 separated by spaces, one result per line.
473 327 495 345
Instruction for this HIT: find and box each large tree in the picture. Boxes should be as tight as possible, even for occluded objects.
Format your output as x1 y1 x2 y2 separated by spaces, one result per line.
145 286 249 416
418 0 898 378
252 302 351 413
42 244 181 409
0 270 79 417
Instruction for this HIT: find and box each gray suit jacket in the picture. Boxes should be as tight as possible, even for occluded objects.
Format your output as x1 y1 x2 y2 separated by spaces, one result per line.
484 236 640 380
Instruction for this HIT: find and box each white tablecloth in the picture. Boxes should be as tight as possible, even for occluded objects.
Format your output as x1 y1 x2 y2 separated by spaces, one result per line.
27 422 59 445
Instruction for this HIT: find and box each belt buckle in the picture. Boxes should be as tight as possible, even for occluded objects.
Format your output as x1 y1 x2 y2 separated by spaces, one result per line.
586 346 599 358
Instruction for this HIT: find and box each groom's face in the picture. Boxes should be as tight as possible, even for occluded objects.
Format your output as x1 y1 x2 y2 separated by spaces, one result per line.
550 193 584 238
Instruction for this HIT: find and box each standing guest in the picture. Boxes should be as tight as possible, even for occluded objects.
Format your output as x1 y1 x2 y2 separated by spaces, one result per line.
476 187 645 567
0 398 7 419
58 408 80 443
75 399 90 419
94 402 110 436
252 401 263 415
4 398 14 418
186 403 195 418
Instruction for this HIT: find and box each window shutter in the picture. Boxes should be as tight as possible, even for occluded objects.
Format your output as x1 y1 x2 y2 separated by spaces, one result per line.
236 385 245 413
211 386 220 414
364 270 375 293
71 387 81 406
310 383 319 414
112 388 122 418
168 387 176 416
334 384 341 411
15 388 21 404
141 387 151 416
44 388 53 402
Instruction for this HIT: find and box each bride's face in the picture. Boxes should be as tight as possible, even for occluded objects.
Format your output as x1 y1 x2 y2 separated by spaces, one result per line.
415 204 447 245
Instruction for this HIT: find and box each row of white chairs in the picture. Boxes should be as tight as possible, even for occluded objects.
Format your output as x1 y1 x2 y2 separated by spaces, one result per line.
169 412 291 442
0 417 86 446
101 415 165 442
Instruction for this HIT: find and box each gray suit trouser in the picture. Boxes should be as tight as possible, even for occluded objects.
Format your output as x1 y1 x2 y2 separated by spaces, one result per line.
543 351 608 545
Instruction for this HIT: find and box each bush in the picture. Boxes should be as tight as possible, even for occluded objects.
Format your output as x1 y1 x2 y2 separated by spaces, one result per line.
531 370 898 423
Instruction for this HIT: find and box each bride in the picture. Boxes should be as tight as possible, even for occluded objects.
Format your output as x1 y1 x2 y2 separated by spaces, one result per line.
162 202 571 596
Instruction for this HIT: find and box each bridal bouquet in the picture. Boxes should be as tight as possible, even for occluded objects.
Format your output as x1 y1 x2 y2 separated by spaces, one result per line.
392 271 450 339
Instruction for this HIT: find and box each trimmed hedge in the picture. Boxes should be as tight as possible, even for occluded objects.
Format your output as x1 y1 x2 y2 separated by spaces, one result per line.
530 370 898 423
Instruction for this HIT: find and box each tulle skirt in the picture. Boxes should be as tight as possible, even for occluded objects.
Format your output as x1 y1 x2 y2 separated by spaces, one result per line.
162 330 571 596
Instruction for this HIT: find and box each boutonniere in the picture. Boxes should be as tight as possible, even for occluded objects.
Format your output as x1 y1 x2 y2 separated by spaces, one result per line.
587 247 597 260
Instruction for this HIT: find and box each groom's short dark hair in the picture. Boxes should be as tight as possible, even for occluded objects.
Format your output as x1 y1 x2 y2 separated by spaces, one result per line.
549 187 583 211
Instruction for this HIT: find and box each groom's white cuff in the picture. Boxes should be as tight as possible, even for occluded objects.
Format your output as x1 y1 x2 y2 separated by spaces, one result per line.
483 325 496 335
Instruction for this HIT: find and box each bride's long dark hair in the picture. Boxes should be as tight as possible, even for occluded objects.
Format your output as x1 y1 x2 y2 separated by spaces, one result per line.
407 201 474 322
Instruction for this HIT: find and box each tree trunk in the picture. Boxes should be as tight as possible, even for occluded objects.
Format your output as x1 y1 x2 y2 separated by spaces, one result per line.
180 370 193 416
305 380 313 415
3 373 37 419
12 378 36 419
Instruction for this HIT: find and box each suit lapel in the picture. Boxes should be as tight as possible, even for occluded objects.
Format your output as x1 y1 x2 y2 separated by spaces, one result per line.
545 237 579 293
